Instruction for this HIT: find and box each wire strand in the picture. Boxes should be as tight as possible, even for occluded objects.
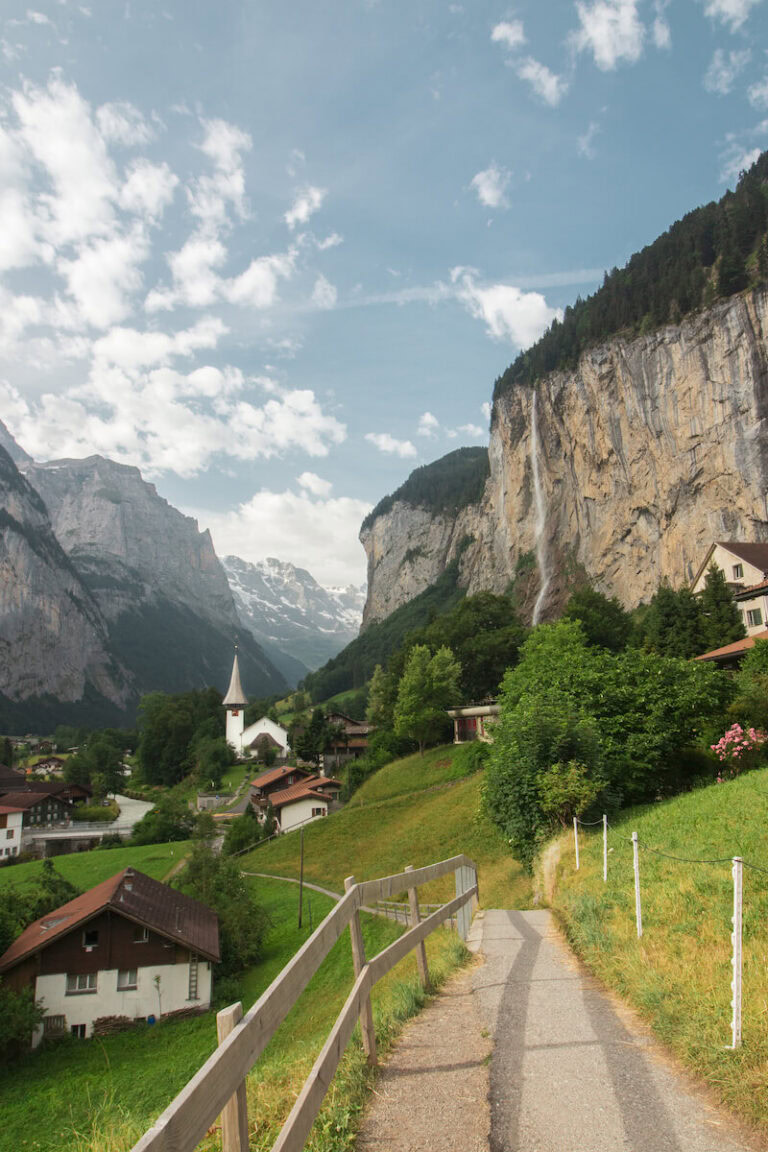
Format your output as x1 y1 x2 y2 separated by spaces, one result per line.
576 817 604 826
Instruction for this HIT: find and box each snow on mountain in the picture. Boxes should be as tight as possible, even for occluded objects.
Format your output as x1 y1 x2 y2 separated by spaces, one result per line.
223 555 366 675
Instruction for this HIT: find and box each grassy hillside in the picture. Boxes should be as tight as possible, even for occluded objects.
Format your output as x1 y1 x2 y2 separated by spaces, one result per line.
0 840 193 892
0 877 465 1152
240 744 531 909
552 766 768 1131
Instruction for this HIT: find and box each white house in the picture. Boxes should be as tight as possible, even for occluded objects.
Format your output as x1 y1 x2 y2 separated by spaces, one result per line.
0 868 219 1044
223 651 291 757
269 775 342 834
692 543 768 636
0 804 24 862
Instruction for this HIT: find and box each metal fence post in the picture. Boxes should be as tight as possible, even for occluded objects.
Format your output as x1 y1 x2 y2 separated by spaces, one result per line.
216 1002 249 1152
632 831 643 938
344 875 377 1065
603 814 608 883
573 817 580 870
730 856 743 1049
405 864 430 989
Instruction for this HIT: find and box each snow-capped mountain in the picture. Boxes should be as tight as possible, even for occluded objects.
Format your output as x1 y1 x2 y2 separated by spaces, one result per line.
223 555 366 678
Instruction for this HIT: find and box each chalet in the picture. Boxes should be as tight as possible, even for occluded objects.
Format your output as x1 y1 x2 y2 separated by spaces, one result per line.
692 543 768 637
222 652 291 758
323 712 374 770
0 805 24 861
0 868 220 1044
32 756 66 776
0 764 28 791
695 628 768 669
250 764 313 815
269 775 342 834
0 791 71 827
446 701 500 744
22 780 92 806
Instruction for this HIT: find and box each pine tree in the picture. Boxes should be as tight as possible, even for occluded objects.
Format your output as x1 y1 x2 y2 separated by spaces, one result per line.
699 564 745 650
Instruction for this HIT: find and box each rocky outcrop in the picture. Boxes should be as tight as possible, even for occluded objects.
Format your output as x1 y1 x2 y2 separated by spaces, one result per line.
0 446 129 712
361 288 768 624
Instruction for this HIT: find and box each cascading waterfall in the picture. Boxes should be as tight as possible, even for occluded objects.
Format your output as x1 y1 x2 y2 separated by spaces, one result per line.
530 389 550 626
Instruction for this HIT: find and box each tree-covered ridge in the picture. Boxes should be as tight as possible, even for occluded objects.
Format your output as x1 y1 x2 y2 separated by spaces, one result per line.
360 447 489 532
494 152 768 401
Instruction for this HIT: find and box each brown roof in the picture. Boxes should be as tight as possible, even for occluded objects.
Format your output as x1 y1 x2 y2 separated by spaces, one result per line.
716 542 768 571
0 868 220 972
270 776 342 810
695 629 768 662
251 765 312 789
0 766 27 788
0 791 71 810
0 804 24 815
734 578 768 599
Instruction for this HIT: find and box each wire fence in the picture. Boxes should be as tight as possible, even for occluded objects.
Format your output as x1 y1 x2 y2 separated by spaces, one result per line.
570 801 768 1051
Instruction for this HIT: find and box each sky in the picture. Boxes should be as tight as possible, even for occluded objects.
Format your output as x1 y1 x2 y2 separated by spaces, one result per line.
1 0 767 587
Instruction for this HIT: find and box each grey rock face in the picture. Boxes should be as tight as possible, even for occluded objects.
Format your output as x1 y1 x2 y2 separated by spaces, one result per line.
224 554 366 673
360 288 768 624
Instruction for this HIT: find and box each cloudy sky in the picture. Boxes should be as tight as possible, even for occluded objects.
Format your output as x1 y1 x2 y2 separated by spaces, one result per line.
0 0 766 585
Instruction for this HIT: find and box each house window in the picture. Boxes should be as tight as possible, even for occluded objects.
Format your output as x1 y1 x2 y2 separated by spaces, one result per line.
82 928 99 948
6 829 13 839
43 1014 66 1035
71 1024 87 1038
117 969 137 990
733 564 744 579
311 807 325 817
66 973 97 994
133 926 149 943
747 608 763 627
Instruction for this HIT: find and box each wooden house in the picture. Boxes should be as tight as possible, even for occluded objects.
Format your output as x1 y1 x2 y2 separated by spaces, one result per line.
0 868 219 1043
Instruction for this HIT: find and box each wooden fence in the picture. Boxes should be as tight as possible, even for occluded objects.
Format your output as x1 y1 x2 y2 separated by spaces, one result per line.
131 854 478 1152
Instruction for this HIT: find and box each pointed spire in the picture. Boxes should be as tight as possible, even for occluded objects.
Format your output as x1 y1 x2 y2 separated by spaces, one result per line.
222 647 247 708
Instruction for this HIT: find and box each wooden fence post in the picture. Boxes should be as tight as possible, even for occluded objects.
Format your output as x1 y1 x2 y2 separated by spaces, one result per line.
455 864 471 940
405 864 430 989
216 1002 249 1152
344 875 377 1065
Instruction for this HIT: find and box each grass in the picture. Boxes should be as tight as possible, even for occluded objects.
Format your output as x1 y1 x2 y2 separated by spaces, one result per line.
551 766 768 1133
0 841 194 892
240 743 530 909
1 877 469 1152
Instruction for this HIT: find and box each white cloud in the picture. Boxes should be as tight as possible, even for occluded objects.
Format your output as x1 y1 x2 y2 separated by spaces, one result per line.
481 401 492 422
311 274 337 309
720 143 761 184
57 225 149 328
27 10 52 25
470 163 511 208
91 316 226 371
188 117 251 228
451 267 561 347
577 120 601 158
458 423 485 437
195 487 371 586
705 48 751 94
365 432 417 457
317 232 343 250
652 0 671 47
749 76 768 108
96 101 154 147
517 57 568 105
418 411 440 437
702 0 763 30
571 0 645 71
297 471 333 497
225 252 295 308
285 185 327 230
491 20 526 49
119 159 178 222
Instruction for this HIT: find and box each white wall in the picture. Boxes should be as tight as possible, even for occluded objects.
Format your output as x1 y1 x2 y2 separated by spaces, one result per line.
33 959 212 1044
278 795 327 833
226 708 245 752
737 591 768 636
693 547 765 593
0 811 23 860
241 716 290 756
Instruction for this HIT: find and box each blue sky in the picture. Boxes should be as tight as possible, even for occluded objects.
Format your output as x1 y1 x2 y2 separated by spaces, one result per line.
1 0 766 584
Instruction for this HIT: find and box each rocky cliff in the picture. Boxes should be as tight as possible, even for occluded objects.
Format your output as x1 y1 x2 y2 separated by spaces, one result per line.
361 288 768 625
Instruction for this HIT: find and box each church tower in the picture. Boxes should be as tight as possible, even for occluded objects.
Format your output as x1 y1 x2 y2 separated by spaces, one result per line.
223 648 247 753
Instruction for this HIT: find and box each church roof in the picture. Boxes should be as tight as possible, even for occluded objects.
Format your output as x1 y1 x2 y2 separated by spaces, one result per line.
222 651 247 708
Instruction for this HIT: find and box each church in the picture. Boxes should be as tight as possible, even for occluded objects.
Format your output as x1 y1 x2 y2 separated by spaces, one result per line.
223 651 291 759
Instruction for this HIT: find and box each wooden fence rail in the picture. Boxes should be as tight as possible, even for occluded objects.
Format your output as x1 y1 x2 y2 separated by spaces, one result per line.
131 853 478 1152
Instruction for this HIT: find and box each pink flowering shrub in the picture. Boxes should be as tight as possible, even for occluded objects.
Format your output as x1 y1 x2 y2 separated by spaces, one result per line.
711 723 767 779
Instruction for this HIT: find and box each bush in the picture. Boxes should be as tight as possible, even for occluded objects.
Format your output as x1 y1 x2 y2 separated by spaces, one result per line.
0 981 44 1063
451 741 490 775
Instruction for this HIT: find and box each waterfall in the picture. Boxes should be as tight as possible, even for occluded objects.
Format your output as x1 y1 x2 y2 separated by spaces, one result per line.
530 389 550 626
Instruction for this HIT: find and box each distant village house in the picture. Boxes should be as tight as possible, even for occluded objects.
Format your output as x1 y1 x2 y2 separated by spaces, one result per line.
446 702 500 744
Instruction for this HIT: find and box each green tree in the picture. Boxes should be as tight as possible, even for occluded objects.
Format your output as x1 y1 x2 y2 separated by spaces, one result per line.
393 644 461 755
0 981 44 1064
1 738 12 768
193 735 233 791
131 795 197 845
294 709 337 767
563 586 632 652
729 637 768 729
366 664 397 730
699 563 745 650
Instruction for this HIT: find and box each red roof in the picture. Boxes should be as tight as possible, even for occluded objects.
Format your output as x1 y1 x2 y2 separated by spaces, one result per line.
251 765 312 789
0 804 24 815
695 629 768 662
0 868 220 972
270 776 342 810
734 578 768 599
0 791 71 810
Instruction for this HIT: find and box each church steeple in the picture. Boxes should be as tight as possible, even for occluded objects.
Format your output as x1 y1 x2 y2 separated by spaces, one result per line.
223 648 247 708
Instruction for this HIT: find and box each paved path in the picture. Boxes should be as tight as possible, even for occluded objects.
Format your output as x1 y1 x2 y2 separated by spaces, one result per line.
113 793 153 828
356 908 762 1152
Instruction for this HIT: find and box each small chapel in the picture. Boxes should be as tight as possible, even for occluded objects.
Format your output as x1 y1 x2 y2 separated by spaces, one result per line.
222 650 291 759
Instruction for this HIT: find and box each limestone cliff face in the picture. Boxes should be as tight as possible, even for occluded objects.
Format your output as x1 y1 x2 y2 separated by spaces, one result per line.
0 447 128 707
361 288 768 624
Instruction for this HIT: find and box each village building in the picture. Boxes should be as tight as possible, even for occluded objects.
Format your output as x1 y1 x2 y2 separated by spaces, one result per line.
692 543 768 634
0 868 220 1044
0 791 72 827
695 628 768 669
250 764 314 815
222 651 291 758
32 755 67 776
0 804 24 861
323 712 374 770
269 775 343 834
446 701 500 744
